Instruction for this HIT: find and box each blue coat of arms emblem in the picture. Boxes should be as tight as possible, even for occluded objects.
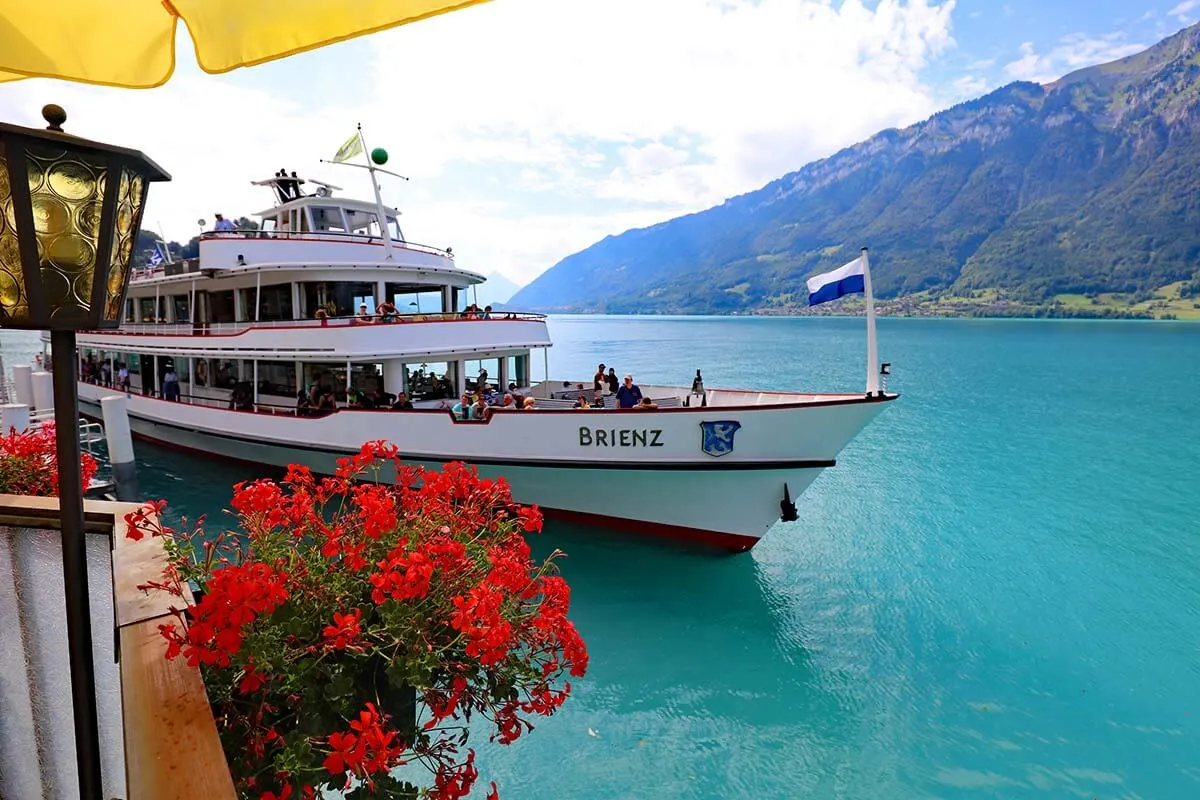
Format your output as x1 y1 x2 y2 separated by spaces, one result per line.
699 420 742 457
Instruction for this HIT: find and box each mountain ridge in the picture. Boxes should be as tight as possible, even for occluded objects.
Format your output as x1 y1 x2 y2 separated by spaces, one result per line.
509 24 1200 315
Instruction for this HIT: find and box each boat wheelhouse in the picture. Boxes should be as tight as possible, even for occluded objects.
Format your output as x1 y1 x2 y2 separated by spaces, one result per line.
55 170 897 552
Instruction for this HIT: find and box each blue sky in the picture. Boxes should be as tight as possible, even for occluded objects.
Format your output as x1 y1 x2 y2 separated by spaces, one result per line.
0 0 1190 285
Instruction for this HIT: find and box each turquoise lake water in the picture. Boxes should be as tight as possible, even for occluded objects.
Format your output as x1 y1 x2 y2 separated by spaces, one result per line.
3 316 1199 798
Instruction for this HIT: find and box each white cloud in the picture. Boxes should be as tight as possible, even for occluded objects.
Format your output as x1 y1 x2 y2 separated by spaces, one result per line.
952 75 991 97
0 0 958 285
1169 1 1198 22
1004 32 1147 84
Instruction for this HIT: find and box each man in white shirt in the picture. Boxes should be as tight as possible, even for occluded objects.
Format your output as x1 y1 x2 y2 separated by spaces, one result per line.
213 213 236 232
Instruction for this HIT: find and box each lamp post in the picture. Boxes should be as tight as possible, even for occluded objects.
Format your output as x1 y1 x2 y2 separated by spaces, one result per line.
0 105 169 799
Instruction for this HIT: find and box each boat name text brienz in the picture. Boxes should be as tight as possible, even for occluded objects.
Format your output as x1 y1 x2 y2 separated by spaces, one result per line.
578 427 665 447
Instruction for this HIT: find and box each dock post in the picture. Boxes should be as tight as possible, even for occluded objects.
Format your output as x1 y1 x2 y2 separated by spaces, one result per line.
100 395 139 501
12 365 33 407
30 371 53 413
0 403 30 434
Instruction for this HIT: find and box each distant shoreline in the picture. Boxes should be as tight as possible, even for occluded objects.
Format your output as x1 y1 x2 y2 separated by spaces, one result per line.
529 310 1200 322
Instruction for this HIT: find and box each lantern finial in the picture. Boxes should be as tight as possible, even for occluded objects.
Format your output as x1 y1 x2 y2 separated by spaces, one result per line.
41 104 66 132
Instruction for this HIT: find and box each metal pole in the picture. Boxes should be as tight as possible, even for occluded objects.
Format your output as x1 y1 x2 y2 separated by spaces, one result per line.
862 247 880 396
50 329 103 800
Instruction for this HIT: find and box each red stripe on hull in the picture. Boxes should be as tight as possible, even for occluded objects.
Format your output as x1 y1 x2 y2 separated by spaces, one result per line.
85 411 762 554
538 506 759 553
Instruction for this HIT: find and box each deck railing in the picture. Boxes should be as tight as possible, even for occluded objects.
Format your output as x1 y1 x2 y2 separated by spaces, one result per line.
88 312 547 337
0 495 235 799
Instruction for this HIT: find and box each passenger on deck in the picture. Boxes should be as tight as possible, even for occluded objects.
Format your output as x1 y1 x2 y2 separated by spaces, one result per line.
573 395 590 409
616 374 643 408
593 363 606 393
606 368 619 394
376 300 398 322
213 213 236 232
472 397 490 421
635 397 658 410
481 305 493 319
356 304 373 322
452 393 474 420
162 368 180 402
391 392 414 410
592 392 605 408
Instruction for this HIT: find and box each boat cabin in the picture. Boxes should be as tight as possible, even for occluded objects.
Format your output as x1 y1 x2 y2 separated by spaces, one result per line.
68 172 549 415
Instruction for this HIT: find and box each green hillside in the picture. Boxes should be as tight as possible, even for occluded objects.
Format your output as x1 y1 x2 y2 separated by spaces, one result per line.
510 24 1200 317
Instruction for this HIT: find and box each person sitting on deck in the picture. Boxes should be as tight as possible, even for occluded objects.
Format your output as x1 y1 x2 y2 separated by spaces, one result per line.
355 304 373 323
573 395 590 409
391 392 414 410
615 374 643 408
452 393 474 420
376 300 398 322
635 397 658 410
472 397 490 421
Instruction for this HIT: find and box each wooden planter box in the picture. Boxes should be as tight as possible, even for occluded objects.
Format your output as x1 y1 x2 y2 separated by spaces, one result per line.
0 494 235 800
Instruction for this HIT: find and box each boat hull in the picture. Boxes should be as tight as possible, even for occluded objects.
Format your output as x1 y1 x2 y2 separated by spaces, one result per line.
78 385 893 551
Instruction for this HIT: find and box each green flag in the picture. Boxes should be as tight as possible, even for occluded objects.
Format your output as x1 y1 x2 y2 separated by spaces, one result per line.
333 132 363 163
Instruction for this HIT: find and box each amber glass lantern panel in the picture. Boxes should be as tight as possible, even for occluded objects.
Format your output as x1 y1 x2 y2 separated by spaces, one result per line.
103 167 147 323
24 143 110 325
0 141 30 325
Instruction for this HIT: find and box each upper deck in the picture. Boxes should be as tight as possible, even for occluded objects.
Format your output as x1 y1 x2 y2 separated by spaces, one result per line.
131 169 482 287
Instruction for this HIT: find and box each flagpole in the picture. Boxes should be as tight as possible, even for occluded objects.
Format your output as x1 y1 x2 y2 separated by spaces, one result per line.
862 247 880 396
357 123 395 261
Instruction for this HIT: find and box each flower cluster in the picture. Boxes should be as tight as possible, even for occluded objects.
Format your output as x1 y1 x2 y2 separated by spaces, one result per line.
0 423 98 497
126 442 588 800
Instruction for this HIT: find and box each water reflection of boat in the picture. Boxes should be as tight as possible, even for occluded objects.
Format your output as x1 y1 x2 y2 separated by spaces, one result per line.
57 164 896 552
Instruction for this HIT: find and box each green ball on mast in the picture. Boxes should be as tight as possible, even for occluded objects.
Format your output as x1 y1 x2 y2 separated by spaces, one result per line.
370 147 388 166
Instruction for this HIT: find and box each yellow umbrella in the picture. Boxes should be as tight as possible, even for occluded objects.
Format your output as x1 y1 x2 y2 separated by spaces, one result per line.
0 0 490 89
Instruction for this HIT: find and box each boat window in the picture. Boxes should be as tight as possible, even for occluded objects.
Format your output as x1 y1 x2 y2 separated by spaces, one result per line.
124 298 134 323
464 358 500 393
387 283 444 314
172 295 190 323
173 358 191 386
208 290 235 323
403 362 454 402
241 285 294 322
212 360 237 389
255 361 295 398
387 215 404 243
506 355 530 388
138 297 163 322
127 354 141 375
311 206 348 234
345 208 380 237
303 362 350 403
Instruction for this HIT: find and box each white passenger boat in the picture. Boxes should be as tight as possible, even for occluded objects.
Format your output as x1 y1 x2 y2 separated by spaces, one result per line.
53 166 897 552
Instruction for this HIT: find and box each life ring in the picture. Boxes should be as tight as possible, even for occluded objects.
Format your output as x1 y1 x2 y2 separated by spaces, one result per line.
196 358 208 386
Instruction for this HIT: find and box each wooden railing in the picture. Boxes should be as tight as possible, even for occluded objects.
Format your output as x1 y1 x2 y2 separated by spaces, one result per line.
0 495 235 800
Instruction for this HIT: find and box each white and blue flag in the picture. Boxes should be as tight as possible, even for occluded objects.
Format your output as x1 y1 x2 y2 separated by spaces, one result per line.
807 254 866 306
148 247 163 267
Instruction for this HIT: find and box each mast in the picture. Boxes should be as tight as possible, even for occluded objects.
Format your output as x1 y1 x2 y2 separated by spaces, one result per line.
862 247 880 396
357 124 395 261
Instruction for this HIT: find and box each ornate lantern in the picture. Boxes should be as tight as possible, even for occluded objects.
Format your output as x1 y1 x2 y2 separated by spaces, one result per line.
0 104 170 330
